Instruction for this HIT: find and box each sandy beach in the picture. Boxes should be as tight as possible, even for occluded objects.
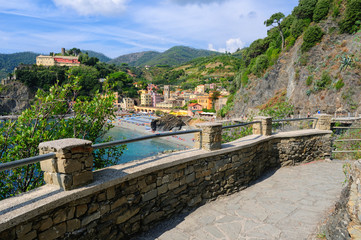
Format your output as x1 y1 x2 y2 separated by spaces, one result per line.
112 117 196 148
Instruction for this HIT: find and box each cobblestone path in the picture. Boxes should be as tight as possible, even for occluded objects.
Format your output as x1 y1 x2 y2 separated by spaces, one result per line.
134 160 345 240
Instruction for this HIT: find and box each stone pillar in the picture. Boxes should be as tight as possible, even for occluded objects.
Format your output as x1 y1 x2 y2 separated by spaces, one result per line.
195 123 222 151
253 116 272 136
39 138 93 190
315 114 332 130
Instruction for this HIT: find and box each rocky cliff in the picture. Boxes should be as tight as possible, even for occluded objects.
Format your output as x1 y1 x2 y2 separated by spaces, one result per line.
151 114 186 131
230 18 361 117
0 81 32 115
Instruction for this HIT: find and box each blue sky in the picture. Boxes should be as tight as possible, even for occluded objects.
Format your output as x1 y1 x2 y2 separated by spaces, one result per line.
0 0 299 58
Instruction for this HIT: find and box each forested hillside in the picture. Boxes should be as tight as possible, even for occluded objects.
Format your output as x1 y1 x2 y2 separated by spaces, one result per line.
0 52 38 79
109 46 221 67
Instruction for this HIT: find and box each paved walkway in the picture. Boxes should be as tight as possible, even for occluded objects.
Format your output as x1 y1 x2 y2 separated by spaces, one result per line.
134 160 345 240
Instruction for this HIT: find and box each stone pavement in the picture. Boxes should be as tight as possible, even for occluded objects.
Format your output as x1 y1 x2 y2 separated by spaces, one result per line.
133 160 345 240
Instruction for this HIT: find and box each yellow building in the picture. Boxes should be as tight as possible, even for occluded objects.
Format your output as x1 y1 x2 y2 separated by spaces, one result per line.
140 93 152 106
197 94 212 110
120 98 135 111
36 55 80 67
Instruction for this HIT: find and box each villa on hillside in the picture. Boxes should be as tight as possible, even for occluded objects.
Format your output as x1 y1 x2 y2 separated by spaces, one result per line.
36 48 80 67
187 103 202 117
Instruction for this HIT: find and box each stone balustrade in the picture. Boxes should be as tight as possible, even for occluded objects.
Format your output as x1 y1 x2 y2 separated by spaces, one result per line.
39 139 94 190
0 116 334 239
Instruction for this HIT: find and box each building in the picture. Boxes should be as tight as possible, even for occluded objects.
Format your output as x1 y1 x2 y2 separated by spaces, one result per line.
147 84 158 93
197 94 213 110
195 85 205 94
140 93 152 106
120 98 135 111
164 85 170 102
187 103 203 117
36 55 80 67
150 92 162 107
214 96 228 111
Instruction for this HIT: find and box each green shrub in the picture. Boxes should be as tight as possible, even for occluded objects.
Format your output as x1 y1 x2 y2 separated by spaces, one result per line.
299 53 309 66
266 47 281 65
292 0 318 20
291 18 311 38
332 6 340 18
285 35 296 49
313 0 330 22
241 69 250 86
315 71 332 89
306 75 313 85
301 25 324 52
251 55 269 77
340 0 361 33
334 79 345 90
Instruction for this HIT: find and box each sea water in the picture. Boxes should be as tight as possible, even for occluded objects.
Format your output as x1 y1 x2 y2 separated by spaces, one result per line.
106 127 186 164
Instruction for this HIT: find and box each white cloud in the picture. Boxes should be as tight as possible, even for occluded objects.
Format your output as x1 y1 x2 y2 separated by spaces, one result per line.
226 38 244 52
208 38 244 53
169 0 229 6
52 0 129 16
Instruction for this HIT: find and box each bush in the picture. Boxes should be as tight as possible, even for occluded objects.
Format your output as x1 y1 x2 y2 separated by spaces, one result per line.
306 75 313 86
241 69 250 86
285 35 296 49
334 79 345 90
291 18 311 38
301 25 324 52
340 0 361 33
313 0 330 22
299 53 309 66
266 47 281 65
292 0 318 20
315 71 332 89
251 54 269 77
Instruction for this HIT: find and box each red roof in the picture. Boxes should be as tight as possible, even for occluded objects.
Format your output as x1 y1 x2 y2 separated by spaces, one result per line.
189 103 200 107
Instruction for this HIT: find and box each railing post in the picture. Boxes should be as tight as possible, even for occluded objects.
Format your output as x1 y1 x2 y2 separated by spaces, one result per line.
315 114 332 130
253 116 272 135
195 123 222 151
39 138 94 190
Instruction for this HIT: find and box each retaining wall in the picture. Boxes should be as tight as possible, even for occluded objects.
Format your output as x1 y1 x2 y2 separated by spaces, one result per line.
0 129 331 240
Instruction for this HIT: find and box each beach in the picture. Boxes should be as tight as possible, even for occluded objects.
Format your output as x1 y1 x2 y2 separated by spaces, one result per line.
111 115 196 148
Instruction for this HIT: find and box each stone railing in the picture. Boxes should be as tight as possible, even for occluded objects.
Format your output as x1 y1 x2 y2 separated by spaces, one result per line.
0 115 333 240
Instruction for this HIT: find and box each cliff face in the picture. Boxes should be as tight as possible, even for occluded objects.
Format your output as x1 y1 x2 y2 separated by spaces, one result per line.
231 18 361 117
0 81 32 115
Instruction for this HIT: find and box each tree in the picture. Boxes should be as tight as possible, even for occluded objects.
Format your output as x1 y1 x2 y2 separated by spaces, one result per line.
265 12 286 49
0 79 125 200
68 65 101 97
340 0 361 33
313 0 330 22
301 25 324 52
211 91 221 110
292 0 318 20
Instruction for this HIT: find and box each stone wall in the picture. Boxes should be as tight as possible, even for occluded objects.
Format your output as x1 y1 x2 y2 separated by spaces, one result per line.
346 160 361 239
0 129 331 240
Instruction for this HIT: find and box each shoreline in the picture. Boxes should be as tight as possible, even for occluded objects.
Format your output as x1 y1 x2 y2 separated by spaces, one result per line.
112 119 196 148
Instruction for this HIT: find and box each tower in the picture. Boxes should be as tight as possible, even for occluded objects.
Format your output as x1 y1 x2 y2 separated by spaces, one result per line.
164 85 170 102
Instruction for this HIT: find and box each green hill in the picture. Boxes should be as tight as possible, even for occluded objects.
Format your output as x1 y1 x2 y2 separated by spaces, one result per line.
82 50 112 62
109 46 222 67
145 46 221 66
108 51 160 66
0 52 38 79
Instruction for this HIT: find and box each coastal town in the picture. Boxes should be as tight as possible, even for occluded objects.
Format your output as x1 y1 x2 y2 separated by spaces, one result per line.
117 82 229 118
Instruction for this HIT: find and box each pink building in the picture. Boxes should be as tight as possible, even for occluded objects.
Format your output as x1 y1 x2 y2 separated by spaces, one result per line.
187 103 203 117
151 92 162 107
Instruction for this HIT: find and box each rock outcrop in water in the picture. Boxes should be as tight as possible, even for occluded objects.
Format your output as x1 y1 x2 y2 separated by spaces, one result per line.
151 114 185 131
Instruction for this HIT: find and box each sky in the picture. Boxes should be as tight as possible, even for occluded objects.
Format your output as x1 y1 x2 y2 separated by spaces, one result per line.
0 0 299 58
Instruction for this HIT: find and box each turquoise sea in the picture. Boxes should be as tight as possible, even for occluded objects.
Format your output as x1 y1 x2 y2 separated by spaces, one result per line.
106 127 186 164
